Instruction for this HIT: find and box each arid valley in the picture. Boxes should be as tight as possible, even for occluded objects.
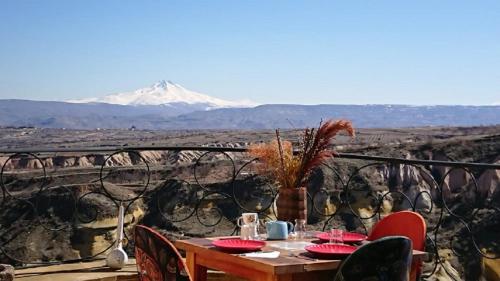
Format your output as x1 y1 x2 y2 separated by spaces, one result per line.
0 125 499 280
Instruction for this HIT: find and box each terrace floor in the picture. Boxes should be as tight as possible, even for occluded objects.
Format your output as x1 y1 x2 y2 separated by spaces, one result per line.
13 259 245 281
15 259 138 281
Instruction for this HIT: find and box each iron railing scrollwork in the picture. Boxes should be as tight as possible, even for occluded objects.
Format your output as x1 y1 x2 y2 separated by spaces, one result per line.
0 146 498 280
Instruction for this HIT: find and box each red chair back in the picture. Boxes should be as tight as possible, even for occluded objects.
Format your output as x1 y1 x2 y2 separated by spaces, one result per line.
134 225 192 281
367 211 426 281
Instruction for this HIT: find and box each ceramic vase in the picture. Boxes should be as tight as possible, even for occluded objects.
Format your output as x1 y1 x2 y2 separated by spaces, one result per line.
276 186 307 222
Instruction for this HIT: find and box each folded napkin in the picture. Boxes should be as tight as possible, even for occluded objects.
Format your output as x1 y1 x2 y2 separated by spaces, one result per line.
240 251 280 258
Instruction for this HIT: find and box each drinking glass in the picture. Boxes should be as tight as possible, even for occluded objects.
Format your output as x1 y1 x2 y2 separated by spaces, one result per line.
329 228 344 244
240 224 251 240
294 219 307 239
256 219 268 240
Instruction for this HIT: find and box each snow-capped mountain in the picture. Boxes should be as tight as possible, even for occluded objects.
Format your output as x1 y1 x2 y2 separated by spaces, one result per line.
68 80 257 109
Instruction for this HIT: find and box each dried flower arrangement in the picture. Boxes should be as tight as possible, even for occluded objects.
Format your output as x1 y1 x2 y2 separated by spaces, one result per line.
248 119 355 190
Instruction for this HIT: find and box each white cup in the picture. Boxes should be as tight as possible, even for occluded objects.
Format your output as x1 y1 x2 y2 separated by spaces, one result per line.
237 213 258 226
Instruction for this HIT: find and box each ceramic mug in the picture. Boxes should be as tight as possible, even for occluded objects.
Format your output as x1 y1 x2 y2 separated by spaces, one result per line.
265 221 294 240
237 213 258 226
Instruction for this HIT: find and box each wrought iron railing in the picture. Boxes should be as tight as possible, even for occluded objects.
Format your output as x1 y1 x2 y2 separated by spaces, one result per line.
0 146 498 280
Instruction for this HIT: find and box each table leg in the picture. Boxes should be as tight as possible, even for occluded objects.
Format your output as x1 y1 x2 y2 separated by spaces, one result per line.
186 252 208 281
262 273 293 281
291 271 334 281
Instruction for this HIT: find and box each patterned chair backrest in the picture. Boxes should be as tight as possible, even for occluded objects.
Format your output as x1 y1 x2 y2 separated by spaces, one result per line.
134 225 192 281
334 236 413 281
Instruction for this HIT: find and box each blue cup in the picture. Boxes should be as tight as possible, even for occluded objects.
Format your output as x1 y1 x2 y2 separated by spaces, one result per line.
265 221 294 240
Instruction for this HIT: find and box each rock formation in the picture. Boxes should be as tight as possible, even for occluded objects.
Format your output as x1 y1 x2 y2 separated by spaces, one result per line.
0 264 14 281
477 157 500 201
431 152 472 201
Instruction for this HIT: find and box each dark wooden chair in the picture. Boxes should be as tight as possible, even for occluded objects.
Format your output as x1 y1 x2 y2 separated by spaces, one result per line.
134 225 192 281
334 236 413 281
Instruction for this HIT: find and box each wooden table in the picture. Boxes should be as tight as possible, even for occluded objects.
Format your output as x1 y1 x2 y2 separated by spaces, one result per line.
176 237 426 281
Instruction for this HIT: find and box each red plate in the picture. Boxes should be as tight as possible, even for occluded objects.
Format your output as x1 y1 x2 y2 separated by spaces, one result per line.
212 239 266 252
315 232 367 243
305 243 357 258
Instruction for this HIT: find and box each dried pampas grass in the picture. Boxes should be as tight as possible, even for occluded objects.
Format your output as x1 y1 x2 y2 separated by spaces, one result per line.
248 119 354 189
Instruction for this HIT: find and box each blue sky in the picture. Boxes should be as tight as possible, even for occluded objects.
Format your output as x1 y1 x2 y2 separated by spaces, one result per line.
0 1 499 105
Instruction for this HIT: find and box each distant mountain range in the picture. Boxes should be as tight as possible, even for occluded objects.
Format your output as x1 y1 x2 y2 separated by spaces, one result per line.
1 81 498 129
68 80 257 109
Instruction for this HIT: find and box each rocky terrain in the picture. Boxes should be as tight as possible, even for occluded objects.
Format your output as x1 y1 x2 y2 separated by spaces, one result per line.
0 125 498 280
0 100 498 130
1 125 499 150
